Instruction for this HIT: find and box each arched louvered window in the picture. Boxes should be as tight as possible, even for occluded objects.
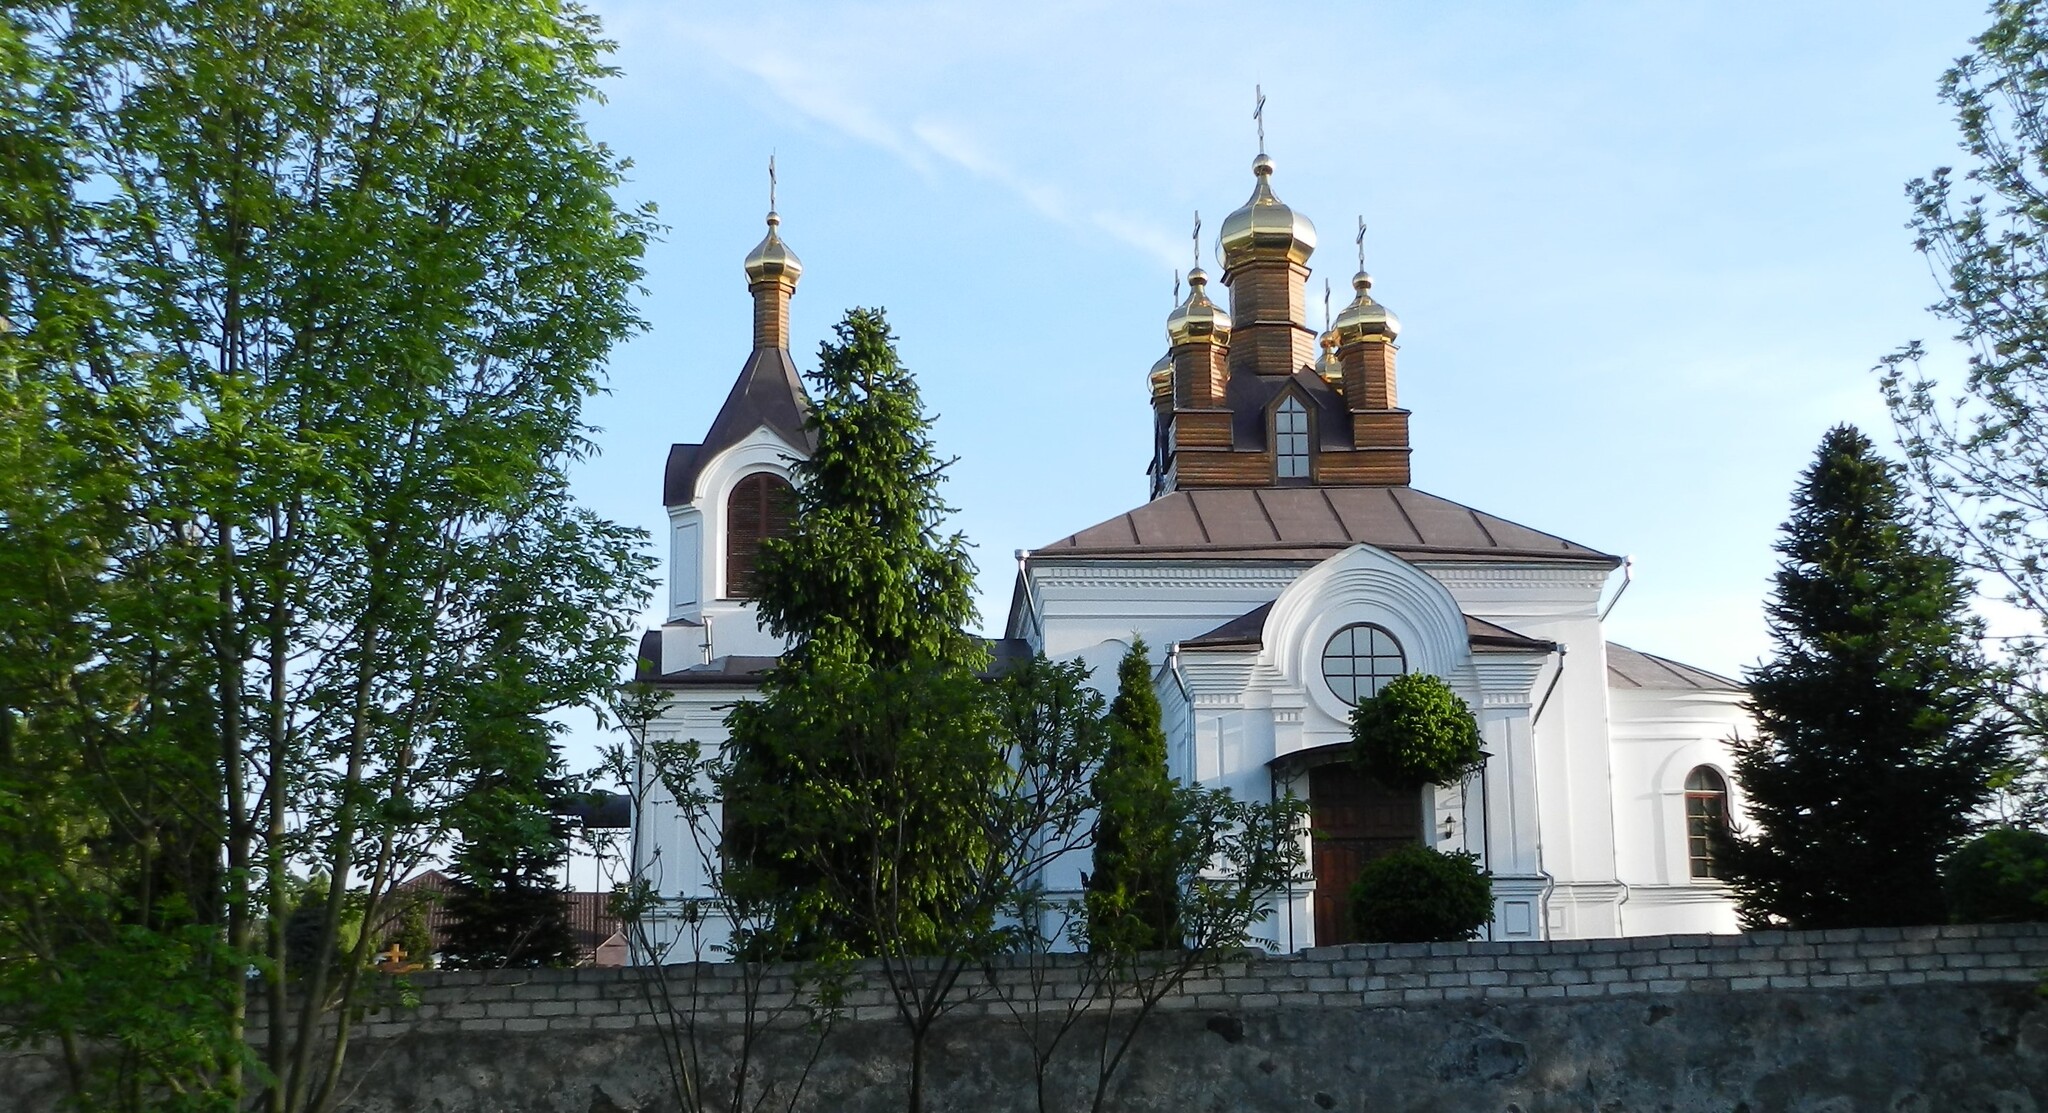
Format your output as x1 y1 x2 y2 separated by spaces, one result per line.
1684 766 1729 880
726 473 794 599
1275 395 1310 480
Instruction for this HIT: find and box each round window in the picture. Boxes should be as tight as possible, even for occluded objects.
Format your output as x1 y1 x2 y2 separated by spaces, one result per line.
1322 624 1406 704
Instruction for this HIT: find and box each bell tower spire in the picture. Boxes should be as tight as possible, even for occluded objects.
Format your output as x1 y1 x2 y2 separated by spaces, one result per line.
1218 94 1317 378
1332 215 1410 484
743 155 803 351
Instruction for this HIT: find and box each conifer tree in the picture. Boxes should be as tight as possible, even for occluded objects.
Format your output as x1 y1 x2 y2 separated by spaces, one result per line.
1719 425 2007 929
720 307 992 957
439 755 579 970
1087 637 1181 951
718 308 1011 1112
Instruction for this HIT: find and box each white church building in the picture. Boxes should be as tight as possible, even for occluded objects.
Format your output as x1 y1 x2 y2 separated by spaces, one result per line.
632 155 1750 954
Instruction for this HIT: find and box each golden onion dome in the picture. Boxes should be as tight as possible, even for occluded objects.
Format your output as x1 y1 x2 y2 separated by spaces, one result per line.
1165 267 1232 347
743 211 803 287
1149 352 1173 398
1315 329 1342 385
1332 270 1399 343
1219 154 1316 272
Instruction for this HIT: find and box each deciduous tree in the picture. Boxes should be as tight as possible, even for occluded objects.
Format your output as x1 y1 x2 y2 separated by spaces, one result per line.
1884 0 2048 794
0 2 653 1108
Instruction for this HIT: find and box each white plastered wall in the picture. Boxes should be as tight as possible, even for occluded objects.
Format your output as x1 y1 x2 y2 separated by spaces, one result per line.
627 687 744 963
661 425 804 666
1426 563 1626 938
1609 687 1749 935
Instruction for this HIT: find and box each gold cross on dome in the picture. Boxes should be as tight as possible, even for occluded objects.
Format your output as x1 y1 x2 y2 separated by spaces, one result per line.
1356 216 1367 272
1191 211 1202 270
1254 85 1266 152
768 154 777 211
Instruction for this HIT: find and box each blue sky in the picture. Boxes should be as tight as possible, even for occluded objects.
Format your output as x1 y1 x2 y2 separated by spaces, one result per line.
569 0 1993 681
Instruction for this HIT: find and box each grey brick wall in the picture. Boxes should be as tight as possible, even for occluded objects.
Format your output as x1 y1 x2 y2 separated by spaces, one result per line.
325 922 2048 1036
17 924 2048 1112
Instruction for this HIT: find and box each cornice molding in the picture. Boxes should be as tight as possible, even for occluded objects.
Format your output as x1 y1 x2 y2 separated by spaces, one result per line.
1028 563 1304 592
1420 563 1612 592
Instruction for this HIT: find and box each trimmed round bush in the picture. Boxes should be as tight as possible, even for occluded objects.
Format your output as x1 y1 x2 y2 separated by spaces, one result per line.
1350 672 1484 788
1350 844 1493 943
1943 827 2048 924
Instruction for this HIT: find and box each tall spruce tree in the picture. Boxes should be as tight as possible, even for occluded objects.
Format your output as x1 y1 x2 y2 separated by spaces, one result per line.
1719 425 2007 928
1087 637 1181 951
718 308 1004 1112
719 306 991 957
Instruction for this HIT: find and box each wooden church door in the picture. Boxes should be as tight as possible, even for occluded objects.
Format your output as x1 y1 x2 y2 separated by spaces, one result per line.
1309 764 1423 946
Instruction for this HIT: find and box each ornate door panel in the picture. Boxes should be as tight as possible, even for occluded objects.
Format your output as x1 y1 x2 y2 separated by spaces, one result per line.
1309 764 1423 946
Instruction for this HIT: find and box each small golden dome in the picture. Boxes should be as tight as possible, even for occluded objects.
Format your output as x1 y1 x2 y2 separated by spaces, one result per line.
1315 329 1342 385
1165 267 1232 347
1149 352 1173 398
1219 154 1316 273
1333 270 1399 343
743 211 803 287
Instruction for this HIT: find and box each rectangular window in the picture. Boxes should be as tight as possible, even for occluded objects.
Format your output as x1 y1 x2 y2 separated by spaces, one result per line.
1685 793 1723 879
1275 397 1310 479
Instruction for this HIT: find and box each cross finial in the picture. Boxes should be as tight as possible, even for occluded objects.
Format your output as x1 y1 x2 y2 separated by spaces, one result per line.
1173 269 1182 304
1254 85 1266 153
1191 211 1202 270
768 154 778 213
1324 278 1332 332
1356 215 1367 272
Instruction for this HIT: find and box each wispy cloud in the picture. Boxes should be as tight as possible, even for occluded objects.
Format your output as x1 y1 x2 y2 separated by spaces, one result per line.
608 2 1183 269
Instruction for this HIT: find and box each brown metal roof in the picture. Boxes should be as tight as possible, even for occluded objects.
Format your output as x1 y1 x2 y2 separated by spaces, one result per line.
1181 604 1556 655
634 632 1035 687
664 347 814 506
1183 602 1273 648
1606 643 1741 692
1035 486 1620 565
1464 615 1559 653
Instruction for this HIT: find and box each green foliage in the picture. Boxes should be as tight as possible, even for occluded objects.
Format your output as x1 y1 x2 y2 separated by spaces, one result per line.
1883 0 2048 809
1349 845 1493 944
1086 637 1181 952
440 871 577 970
750 306 984 671
721 308 994 962
1944 827 2048 924
0 1 653 1107
1349 673 1484 788
1718 426 2008 930
439 731 578 971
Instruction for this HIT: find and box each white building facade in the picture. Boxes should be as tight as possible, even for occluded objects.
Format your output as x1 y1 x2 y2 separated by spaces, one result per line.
633 160 1750 958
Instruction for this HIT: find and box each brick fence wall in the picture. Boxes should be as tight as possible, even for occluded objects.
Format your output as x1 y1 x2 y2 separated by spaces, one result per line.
336 921 2048 1040
19 923 2048 1111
